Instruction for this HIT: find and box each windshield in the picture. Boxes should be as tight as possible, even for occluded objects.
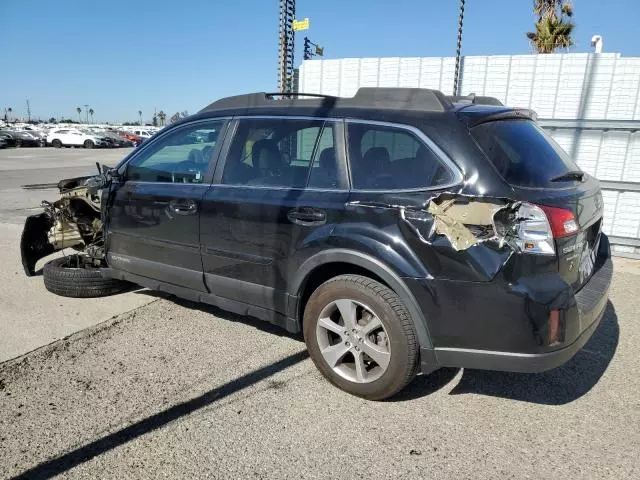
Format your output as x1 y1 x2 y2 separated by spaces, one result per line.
471 119 581 188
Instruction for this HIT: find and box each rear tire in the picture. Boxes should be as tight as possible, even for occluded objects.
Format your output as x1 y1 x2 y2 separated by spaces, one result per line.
43 255 130 298
303 274 419 400
83 139 94 149
51 139 62 148
15 139 22 147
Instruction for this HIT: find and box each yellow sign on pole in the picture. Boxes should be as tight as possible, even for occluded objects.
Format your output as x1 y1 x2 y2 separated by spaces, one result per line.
293 18 310 31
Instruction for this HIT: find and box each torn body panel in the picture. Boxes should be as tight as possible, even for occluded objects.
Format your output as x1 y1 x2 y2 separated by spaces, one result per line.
21 175 104 276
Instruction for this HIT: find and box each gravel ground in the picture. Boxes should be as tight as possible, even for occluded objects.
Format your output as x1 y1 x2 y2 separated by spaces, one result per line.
1 262 639 480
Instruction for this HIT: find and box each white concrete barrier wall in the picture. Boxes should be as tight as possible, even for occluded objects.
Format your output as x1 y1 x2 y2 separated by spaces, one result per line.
299 53 640 256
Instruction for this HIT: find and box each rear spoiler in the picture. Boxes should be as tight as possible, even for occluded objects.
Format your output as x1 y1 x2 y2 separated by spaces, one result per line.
456 108 538 128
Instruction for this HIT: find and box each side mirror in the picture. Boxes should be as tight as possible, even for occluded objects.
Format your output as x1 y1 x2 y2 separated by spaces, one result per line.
108 168 124 184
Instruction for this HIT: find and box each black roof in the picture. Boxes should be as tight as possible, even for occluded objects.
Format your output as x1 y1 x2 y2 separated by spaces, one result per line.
198 88 504 117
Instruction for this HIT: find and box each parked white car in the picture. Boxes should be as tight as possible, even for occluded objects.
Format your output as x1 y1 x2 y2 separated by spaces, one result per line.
46 128 105 148
132 129 153 139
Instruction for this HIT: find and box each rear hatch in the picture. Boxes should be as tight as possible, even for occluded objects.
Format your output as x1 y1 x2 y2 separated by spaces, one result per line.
468 117 603 291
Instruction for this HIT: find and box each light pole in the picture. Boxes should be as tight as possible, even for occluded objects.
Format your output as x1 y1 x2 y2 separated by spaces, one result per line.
453 0 466 96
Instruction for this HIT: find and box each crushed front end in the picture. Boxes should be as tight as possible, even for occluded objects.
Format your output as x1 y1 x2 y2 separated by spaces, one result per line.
21 175 105 276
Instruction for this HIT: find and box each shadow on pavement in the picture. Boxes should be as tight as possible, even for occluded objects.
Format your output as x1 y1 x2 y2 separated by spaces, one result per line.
448 301 619 405
390 367 461 402
10 349 309 480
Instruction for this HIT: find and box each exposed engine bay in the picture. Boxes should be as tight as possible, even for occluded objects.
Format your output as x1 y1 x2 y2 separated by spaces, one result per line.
21 174 106 276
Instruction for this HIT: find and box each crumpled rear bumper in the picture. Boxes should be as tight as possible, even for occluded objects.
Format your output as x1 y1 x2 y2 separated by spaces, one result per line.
417 234 613 373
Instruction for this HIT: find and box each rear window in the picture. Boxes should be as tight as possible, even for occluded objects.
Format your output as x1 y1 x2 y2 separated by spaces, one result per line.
471 120 580 188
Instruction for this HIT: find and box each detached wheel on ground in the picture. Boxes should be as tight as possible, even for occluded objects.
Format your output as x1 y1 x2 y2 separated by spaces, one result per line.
303 274 419 401
43 255 129 298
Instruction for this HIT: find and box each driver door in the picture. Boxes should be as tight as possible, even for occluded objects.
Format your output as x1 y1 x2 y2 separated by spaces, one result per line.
106 119 228 291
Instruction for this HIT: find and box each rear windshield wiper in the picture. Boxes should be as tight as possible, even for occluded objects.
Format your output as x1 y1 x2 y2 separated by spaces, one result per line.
550 170 585 182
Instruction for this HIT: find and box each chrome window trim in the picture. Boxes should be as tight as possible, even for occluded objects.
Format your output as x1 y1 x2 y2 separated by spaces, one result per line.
211 183 349 193
345 118 464 192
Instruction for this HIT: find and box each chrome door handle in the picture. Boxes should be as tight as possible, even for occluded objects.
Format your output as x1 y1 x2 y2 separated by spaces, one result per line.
169 199 197 215
287 207 326 226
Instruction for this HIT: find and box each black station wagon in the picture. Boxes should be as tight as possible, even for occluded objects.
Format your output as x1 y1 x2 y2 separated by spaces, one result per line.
21 88 613 400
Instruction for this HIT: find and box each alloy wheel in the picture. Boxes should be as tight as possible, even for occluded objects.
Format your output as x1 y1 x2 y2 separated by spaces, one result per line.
315 299 391 383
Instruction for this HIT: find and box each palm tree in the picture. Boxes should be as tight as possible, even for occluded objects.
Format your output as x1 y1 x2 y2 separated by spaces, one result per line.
89 108 94 123
6 107 12 122
158 110 166 126
76 107 82 123
526 1 574 53
138 110 142 126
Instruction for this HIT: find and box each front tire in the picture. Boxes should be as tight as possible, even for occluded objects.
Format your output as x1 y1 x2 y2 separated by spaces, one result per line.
303 274 419 400
83 139 94 149
51 139 62 148
43 255 130 298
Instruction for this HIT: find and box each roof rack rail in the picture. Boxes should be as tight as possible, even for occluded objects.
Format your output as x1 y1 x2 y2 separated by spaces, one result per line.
351 87 451 112
264 92 337 99
200 87 454 113
447 93 503 106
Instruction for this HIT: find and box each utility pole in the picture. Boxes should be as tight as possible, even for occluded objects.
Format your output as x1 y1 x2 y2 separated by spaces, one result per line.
278 0 296 93
453 0 466 96
26 99 31 122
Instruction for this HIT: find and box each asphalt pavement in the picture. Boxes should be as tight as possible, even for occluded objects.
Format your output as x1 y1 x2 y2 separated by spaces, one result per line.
1 147 639 479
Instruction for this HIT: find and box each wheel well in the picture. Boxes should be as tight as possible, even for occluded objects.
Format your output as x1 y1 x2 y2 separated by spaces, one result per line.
297 262 389 323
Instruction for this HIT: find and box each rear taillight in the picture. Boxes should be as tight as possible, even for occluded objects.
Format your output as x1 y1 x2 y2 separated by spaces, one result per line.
538 205 578 238
511 203 578 256
512 203 556 255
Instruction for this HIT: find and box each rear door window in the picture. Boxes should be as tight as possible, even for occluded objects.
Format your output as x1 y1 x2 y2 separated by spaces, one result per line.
221 118 340 189
471 120 581 188
346 122 455 190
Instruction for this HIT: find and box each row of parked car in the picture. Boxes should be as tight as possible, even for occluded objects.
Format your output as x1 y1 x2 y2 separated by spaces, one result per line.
0 124 159 149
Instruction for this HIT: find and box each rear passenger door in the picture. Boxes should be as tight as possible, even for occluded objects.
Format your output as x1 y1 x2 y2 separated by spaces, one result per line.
199 117 349 316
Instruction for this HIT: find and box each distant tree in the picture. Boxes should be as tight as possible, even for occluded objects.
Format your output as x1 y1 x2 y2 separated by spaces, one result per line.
526 0 574 53
76 107 82 123
89 108 95 123
152 114 158 127
60 118 78 124
170 112 181 123
158 110 166 126
48 117 57 124
7 107 12 122
138 110 143 126
180 110 189 119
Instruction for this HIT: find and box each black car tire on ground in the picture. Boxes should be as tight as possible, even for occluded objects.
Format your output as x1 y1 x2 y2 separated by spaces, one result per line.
51 139 62 148
83 140 94 149
43 256 130 298
15 139 22 147
303 274 419 401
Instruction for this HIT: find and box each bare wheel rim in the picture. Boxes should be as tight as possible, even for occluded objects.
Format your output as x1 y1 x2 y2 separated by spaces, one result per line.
315 298 391 384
